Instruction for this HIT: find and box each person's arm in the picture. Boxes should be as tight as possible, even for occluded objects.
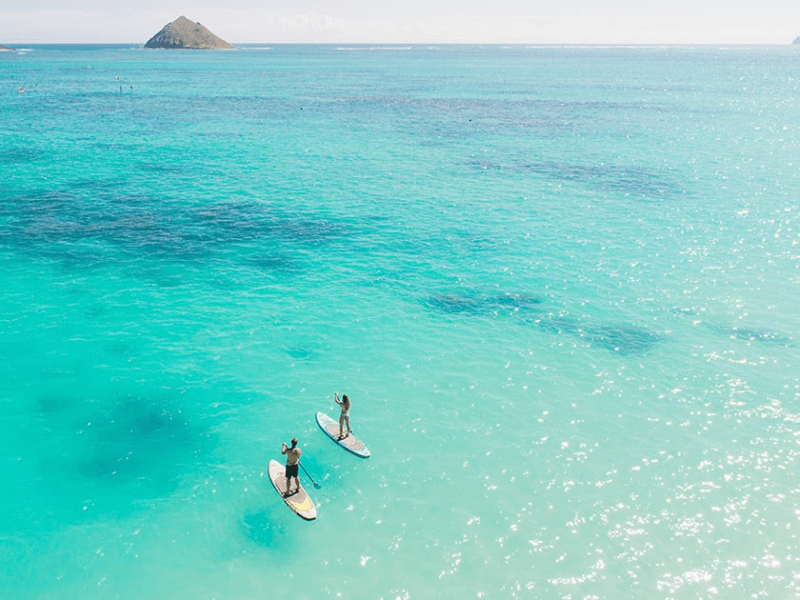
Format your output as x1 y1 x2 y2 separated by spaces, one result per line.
281 442 287 455
334 392 341 406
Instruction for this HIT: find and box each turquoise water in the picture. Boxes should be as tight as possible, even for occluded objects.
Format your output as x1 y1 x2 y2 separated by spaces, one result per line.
2 44 800 598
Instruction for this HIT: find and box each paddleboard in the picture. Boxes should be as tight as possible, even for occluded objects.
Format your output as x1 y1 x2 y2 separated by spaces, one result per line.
267 459 316 520
316 411 371 458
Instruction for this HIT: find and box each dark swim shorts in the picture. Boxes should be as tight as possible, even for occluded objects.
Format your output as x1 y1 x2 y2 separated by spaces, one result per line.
285 464 299 479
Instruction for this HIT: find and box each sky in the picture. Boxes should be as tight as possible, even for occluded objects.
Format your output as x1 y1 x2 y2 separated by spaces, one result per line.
1 0 799 45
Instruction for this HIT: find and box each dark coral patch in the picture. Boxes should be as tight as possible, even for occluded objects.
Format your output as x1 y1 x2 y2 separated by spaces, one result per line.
728 327 792 346
579 324 661 356
36 394 75 414
491 292 544 310
466 158 683 201
77 395 208 497
528 316 661 356
285 346 313 361
241 509 287 547
0 190 347 274
423 294 484 315
423 291 544 316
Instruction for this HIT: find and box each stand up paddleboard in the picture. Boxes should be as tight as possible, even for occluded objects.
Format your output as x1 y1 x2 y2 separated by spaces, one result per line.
267 459 316 520
316 411 371 458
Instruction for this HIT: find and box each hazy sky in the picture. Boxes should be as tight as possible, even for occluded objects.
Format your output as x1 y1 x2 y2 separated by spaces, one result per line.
2 1 799 44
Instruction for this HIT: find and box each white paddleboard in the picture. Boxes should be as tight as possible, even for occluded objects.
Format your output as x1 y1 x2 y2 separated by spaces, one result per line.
316 411 370 458
267 459 316 520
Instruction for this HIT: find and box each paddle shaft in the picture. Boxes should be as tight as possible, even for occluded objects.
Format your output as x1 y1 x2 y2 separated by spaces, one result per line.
299 461 321 488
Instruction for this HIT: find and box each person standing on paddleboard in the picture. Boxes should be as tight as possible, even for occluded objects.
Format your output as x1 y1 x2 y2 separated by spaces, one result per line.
335 392 351 440
281 437 302 496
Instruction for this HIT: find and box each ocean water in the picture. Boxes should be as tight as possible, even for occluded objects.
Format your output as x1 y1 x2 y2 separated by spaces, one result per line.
1 43 799 599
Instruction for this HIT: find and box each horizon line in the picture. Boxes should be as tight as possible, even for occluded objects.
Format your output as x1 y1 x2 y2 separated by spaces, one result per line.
4 41 800 47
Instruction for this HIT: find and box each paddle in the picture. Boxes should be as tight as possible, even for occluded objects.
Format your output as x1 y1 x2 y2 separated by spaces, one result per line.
299 461 321 489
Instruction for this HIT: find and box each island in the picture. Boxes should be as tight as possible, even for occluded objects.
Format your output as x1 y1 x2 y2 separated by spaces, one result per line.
0 45 14 51
144 16 234 49
794 36 800 44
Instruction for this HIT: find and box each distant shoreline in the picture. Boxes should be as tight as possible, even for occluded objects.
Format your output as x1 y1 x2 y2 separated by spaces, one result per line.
3 42 800 48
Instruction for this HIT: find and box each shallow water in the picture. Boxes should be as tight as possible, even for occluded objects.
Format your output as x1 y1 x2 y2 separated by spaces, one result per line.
2 44 800 598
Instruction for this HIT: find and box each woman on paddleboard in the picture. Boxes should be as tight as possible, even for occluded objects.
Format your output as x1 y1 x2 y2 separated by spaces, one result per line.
335 392 351 440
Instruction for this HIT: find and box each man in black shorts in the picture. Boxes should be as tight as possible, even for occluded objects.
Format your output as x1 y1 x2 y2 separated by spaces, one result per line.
281 437 302 496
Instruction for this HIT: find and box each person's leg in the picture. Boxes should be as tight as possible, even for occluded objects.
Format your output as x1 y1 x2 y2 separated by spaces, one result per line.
338 415 344 438
285 466 294 495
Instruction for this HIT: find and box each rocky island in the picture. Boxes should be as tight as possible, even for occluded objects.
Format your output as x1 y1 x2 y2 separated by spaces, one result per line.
0 45 14 51
144 16 234 49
